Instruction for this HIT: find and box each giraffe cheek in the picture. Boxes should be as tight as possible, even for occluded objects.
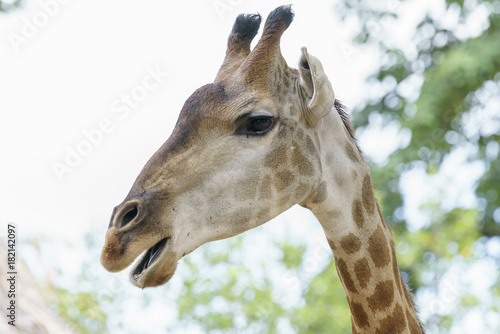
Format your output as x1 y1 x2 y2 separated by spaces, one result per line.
231 174 260 202
273 170 295 191
259 175 273 200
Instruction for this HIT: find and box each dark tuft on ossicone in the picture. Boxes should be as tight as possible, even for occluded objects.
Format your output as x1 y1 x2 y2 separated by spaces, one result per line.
263 4 294 36
232 13 262 40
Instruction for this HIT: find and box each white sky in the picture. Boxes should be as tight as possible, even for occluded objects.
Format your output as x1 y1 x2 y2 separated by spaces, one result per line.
0 0 374 240
0 0 496 333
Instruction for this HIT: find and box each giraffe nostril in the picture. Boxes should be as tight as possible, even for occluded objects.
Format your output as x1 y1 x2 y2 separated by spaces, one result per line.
121 205 139 228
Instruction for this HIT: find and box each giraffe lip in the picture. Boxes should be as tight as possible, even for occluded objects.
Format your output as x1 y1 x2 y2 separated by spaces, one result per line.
130 236 178 288
131 238 166 282
132 238 168 278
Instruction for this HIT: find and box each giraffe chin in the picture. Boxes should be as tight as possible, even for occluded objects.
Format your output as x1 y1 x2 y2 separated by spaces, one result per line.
129 237 178 288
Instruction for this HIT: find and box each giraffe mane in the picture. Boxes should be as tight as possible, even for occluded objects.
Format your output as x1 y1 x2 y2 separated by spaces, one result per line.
334 99 362 155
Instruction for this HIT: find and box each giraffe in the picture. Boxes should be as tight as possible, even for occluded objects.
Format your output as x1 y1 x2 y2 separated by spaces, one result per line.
100 6 424 333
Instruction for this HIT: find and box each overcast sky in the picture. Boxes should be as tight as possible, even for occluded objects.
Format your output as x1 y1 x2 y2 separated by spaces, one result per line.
0 0 373 239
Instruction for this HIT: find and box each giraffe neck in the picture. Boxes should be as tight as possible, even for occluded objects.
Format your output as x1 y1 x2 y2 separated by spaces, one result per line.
306 112 423 333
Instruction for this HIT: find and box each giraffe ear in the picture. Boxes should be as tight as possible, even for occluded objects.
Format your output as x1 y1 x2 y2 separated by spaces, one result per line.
298 47 335 128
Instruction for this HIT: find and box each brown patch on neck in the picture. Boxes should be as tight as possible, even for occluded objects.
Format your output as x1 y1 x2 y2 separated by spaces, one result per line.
377 304 407 334
350 302 369 329
351 199 364 229
367 280 395 313
340 233 362 254
368 225 391 268
362 174 375 214
354 258 372 289
335 257 358 293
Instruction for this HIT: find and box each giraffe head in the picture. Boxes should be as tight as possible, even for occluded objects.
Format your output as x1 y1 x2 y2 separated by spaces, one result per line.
101 5 342 288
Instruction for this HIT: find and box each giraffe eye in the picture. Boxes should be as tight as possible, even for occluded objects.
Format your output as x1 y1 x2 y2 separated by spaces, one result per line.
246 116 274 134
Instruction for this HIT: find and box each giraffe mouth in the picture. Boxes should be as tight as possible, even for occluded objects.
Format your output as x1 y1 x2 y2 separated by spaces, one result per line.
130 237 178 288
133 238 168 277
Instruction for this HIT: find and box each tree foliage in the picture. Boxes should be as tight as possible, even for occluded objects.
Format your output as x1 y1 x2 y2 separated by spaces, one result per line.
336 0 500 332
0 0 22 13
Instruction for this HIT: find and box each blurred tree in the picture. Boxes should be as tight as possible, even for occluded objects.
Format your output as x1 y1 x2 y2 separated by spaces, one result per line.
338 0 500 237
174 235 353 333
334 0 500 332
0 0 22 12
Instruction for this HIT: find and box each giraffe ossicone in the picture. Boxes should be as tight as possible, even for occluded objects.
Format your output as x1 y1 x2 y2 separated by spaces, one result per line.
101 5 424 333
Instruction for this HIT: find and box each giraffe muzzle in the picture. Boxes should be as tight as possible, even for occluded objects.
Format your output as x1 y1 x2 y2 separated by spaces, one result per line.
101 196 179 288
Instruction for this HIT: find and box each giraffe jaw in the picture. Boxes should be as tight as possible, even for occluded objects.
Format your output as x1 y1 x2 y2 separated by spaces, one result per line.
130 237 178 288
